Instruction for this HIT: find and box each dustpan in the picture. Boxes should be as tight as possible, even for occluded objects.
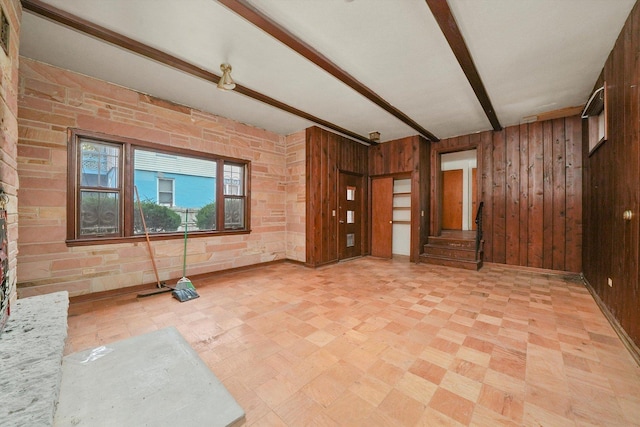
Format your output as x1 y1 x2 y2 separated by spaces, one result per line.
173 209 199 302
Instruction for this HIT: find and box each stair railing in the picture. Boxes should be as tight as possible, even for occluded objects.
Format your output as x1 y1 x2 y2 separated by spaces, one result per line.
474 201 484 259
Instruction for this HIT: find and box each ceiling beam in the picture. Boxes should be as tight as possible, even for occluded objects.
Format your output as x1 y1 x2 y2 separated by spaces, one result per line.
426 0 502 131
21 0 374 145
218 0 440 142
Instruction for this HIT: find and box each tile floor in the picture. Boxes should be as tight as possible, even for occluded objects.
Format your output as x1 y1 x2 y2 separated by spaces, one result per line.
66 257 640 426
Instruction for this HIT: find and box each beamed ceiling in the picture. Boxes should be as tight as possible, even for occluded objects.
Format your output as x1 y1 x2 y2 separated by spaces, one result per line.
19 0 637 144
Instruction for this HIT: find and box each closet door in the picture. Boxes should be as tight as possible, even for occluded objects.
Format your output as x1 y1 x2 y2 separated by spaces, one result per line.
371 177 393 258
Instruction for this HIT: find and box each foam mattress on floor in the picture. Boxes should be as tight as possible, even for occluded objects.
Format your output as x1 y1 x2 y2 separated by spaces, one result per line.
54 327 245 427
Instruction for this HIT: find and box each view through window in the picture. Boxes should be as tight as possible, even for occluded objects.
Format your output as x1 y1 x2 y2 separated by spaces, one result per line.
69 131 249 242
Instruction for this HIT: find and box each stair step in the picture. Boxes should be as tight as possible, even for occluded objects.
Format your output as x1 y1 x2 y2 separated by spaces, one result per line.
423 245 477 260
426 236 476 249
420 253 483 271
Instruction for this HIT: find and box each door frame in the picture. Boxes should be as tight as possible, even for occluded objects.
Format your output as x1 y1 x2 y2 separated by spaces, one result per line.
370 176 394 259
369 172 413 260
431 143 483 237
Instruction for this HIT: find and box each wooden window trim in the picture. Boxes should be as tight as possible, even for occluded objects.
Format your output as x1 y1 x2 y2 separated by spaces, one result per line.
66 128 251 246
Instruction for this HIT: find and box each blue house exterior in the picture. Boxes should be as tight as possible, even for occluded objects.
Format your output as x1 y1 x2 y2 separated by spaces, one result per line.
134 150 217 210
134 170 216 208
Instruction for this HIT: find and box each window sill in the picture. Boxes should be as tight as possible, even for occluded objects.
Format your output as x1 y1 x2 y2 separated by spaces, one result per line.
66 229 251 247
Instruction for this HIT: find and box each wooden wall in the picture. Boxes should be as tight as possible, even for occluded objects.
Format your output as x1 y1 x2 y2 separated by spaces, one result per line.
369 135 430 262
305 127 369 267
432 117 582 272
583 1 640 350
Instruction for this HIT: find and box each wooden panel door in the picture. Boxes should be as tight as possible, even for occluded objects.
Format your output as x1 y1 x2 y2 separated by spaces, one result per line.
338 172 362 260
371 177 393 258
442 169 463 230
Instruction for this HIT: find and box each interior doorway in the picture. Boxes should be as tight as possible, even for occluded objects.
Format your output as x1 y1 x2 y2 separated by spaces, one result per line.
440 149 477 231
371 175 411 258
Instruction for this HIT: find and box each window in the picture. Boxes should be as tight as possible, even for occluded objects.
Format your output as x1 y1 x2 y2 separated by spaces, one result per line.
78 140 121 237
67 129 250 243
1 8 9 56
583 83 608 155
157 178 174 207
224 163 246 230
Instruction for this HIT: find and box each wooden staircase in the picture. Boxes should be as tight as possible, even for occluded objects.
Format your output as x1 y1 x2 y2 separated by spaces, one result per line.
420 231 483 270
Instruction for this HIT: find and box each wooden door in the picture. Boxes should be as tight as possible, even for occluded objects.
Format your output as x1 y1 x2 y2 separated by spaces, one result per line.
371 177 393 258
338 173 362 260
442 169 463 230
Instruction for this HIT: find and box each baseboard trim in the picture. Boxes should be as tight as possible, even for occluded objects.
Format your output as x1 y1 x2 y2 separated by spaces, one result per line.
482 262 582 278
582 275 640 366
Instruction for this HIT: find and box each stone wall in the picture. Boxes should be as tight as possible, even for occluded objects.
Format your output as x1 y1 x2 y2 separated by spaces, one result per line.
0 0 21 311
285 130 305 262
17 58 290 297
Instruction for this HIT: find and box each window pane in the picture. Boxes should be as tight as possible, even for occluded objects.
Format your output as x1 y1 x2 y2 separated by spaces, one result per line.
80 140 120 188
346 233 355 247
347 210 355 224
158 178 174 206
134 149 217 233
224 198 244 229
158 192 173 205
346 186 356 201
158 179 173 192
80 191 119 236
224 164 244 196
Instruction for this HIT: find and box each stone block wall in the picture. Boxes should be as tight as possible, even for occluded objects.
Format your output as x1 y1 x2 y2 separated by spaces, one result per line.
17 58 292 297
0 0 21 310
285 130 305 262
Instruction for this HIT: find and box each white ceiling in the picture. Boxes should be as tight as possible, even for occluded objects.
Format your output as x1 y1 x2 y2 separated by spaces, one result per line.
19 0 636 143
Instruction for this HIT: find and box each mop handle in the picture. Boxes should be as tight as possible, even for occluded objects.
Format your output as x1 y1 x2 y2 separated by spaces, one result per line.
182 208 188 277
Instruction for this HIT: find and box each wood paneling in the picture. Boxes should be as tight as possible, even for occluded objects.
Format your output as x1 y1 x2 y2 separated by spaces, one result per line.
419 135 431 255
528 121 544 268
305 127 368 267
369 136 416 176
518 124 529 266
505 126 520 265
432 118 582 272
480 132 493 261
583 2 640 351
492 130 507 264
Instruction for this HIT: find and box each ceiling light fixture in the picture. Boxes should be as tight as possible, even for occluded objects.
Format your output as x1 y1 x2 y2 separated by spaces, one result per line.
369 131 380 143
217 63 236 91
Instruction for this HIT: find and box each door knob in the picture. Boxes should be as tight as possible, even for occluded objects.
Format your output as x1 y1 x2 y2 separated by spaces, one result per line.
339 220 344 224
623 210 634 221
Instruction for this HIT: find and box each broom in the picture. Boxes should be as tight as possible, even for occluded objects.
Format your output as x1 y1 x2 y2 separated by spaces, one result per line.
172 208 199 302
135 186 172 298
